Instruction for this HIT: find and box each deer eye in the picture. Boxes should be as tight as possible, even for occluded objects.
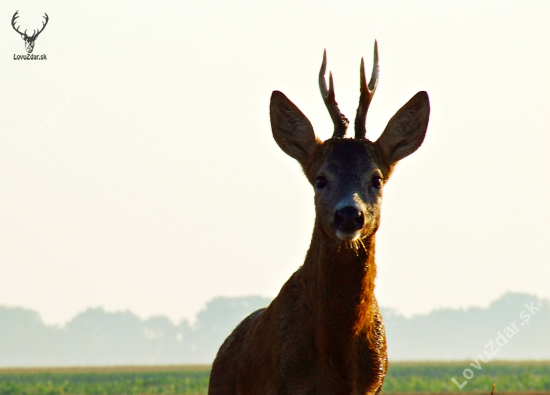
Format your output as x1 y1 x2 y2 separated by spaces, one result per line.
371 175 382 189
316 176 328 189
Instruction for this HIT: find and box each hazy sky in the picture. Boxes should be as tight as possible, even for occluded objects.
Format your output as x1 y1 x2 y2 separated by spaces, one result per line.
1 0 549 325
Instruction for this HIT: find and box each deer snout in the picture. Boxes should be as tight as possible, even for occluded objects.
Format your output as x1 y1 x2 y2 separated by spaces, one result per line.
334 206 364 240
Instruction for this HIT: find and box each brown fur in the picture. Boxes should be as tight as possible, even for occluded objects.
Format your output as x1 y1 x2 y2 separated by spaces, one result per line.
209 61 430 395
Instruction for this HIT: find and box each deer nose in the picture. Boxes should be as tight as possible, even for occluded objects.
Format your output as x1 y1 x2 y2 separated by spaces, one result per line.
334 206 365 232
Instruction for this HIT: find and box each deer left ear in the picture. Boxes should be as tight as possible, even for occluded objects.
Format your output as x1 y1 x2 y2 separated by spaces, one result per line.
270 91 321 165
376 91 430 165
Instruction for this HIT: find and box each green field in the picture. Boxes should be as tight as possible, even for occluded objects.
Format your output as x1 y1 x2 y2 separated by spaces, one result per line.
0 366 209 395
0 361 549 394
384 361 550 393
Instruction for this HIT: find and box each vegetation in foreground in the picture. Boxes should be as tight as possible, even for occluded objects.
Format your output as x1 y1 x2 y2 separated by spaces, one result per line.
383 361 550 393
0 361 550 394
0 365 210 395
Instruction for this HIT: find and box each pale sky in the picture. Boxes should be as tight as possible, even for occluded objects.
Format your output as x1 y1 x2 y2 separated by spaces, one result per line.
1 0 549 325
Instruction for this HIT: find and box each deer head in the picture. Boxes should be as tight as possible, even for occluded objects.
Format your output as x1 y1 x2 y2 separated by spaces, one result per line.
12 11 49 54
270 42 430 243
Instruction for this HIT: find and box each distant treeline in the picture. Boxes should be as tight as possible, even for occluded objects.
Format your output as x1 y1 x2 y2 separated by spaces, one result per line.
384 292 550 361
0 293 548 366
0 296 270 366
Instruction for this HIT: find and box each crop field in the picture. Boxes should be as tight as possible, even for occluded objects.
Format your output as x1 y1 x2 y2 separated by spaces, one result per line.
0 361 549 395
0 365 210 395
383 361 550 393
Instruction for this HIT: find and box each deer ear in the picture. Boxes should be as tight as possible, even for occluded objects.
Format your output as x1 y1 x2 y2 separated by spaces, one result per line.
376 91 430 165
270 91 321 165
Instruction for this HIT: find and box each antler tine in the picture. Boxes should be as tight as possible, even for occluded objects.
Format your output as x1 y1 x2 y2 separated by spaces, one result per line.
354 40 379 140
319 49 349 138
369 40 379 91
42 13 49 28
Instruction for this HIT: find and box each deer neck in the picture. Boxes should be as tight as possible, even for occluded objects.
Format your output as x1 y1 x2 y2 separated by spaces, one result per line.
302 222 378 340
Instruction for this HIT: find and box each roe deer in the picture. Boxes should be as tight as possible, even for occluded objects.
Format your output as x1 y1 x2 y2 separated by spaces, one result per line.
209 42 430 395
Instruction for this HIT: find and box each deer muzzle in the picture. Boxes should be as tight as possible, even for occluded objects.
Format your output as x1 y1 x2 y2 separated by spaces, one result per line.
334 206 365 241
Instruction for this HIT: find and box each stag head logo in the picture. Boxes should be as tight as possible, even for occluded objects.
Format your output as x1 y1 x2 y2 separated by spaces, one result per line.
11 11 49 54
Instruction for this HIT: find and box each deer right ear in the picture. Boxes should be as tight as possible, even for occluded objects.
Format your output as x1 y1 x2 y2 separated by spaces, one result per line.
270 91 321 165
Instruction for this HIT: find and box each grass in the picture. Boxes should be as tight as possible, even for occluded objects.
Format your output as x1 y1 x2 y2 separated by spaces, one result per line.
0 365 210 395
0 361 549 394
383 361 550 393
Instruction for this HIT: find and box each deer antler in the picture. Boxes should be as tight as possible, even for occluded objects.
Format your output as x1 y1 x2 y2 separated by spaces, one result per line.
354 41 379 140
11 11 49 39
32 13 49 39
11 11 24 36
319 50 349 138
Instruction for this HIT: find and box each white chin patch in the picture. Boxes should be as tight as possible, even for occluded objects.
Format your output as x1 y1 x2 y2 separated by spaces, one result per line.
336 230 361 241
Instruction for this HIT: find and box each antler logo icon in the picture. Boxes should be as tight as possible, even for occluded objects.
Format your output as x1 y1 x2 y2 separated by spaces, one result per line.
11 11 49 54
